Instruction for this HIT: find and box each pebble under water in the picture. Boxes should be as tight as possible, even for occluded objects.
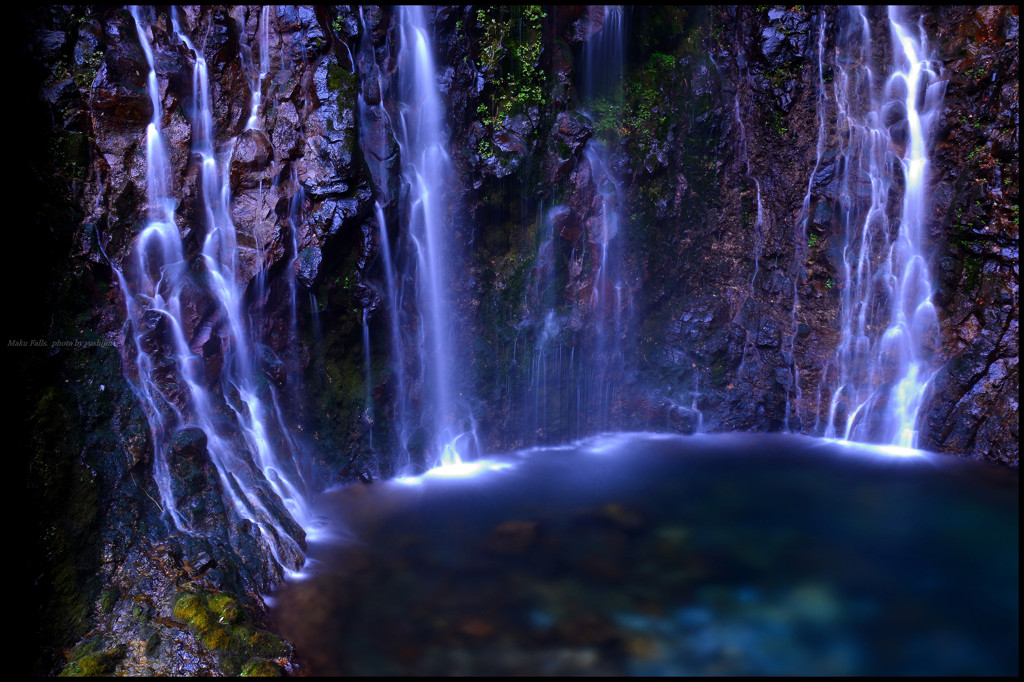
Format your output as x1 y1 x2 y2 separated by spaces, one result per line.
269 433 1018 676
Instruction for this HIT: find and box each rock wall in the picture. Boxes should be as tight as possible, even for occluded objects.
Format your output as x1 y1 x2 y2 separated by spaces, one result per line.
21 4 1017 676
919 6 1018 466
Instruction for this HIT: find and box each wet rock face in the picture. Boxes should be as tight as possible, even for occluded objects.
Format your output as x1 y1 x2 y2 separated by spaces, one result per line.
919 5 1019 466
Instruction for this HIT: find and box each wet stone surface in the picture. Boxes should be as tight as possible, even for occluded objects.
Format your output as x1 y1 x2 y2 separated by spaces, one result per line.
270 433 1018 676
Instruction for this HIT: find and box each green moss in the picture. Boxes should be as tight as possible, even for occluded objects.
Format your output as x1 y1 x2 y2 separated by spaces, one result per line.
173 592 212 631
247 629 290 658
241 658 283 677
75 50 104 89
58 652 110 677
963 254 983 290
58 643 125 677
765 109 789 138
49 131 90 182
326 62 356 112
622 52 679 157
169 588 293 670
326 62 355 93
66 638 102 663
99 589 118 615
201 625 233 651
475 6 548 138
588 96 624 143
207 593 240 624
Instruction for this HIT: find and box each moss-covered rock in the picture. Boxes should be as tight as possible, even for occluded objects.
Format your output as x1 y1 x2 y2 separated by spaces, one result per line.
170 589 291 672
58 642 126 677
241 658 283 677
207 593 241 624
173 592 212 632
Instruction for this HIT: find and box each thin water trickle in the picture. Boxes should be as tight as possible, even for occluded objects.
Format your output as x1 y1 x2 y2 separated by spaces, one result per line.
581 6 628 435
361 308 373 450
244 6 271 131
731 53 766 384
784 14 830 433
373 201 410 468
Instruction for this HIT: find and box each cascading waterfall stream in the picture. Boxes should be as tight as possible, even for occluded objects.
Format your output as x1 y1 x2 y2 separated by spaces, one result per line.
171 7 310 531
516 6 630 445
361 308 374 449
522 205 573 444
29 6 1021 678
583 143 627 431
244 5 271 131
587 7 627 434
821 6 944 448
113 6 310 572
579 6 629 435
387 6 479 467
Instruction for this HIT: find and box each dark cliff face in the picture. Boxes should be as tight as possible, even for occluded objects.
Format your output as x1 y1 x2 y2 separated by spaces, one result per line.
22 4 1017 676
919 6 1018 465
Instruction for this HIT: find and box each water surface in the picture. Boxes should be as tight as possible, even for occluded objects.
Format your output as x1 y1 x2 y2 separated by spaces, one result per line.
270 433 1018 675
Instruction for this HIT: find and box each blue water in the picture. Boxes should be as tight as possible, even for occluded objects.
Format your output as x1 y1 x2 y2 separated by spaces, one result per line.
270 433 1018 675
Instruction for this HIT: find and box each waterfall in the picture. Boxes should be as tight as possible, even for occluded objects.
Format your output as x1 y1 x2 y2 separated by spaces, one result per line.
398 6 479 466
512 6 630 446
523 205 574 444
244 6 271 131
821 7 944 448
114 7 308 572
354 6 479 469
580 6 629 435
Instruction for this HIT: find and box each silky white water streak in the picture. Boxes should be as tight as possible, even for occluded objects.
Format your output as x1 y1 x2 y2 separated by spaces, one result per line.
822 6 944 448
394 6 479 466
115 6 309 571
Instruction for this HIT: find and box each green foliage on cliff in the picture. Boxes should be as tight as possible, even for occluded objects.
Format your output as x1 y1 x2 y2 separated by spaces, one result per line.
475 5 547 156
621 52 678 157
